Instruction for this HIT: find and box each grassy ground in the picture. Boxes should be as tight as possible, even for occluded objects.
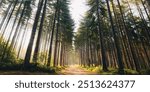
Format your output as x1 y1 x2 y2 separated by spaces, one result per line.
0 62 150 75
82 66 150 75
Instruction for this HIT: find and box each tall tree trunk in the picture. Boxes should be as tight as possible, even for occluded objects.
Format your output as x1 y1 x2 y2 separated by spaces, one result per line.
0 0 18 38
0 3 13 31
96 0 108 71
53 6 60 67
24 0 44 66
60 43 63 66
47 0 59 66
17 18 29 58
117 0 140 72
33 0 47 62
106 0 124 74
140 0 150 21
10 2 26 48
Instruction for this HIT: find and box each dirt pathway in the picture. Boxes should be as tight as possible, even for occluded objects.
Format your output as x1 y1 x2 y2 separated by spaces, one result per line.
59 66 98 75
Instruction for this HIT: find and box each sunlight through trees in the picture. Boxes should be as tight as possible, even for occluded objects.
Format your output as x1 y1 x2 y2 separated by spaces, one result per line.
0 0 150 75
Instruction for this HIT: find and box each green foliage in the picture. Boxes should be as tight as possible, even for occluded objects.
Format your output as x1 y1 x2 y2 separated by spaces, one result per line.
53 66 67 72
0 62 23 71
23 63 56 73
82 66 102 73
0 62 56 74
124 69 139 75
81 66 142 75
0 38 16 63
99 68 139 75
100 68 139 75
140 69 150 75
0 38 56 74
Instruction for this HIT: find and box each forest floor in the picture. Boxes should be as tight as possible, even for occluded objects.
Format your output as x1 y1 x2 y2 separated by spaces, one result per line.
0 71 52 75
58 65 98 75
0 66 98 75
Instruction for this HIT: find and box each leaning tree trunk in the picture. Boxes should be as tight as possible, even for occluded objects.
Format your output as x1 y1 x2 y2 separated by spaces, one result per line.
24 0 44 66
0 3 13 31
117 0 140 72
0 0 18 39
33 0 47 63
106 0 124 74
140 0 150 21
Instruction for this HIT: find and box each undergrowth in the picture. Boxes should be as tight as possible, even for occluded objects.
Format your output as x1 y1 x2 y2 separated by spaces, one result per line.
81 66 150 75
